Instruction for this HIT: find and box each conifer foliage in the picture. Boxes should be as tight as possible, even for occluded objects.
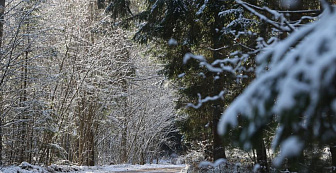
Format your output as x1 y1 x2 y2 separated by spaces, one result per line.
108 0 336 171
105 0 264 164
219 1 336 168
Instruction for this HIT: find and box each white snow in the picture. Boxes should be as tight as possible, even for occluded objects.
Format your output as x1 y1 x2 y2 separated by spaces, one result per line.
178 73 185 78
187 91 225 109
0 164 186 173
77 164 186 173
235 0 294 32
196 0 208 16
183 53 206 64
253 163 260 172
183 53 243 74
168 38 178 46
1 162 47 173
199 158 227 168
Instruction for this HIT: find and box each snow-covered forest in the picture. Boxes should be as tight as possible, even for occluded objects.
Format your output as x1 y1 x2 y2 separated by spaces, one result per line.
0 0 178 168
1 0 336 173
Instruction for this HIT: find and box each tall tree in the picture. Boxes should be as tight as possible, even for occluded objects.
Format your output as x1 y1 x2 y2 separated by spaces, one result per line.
0 0 4 166
105 0 260 161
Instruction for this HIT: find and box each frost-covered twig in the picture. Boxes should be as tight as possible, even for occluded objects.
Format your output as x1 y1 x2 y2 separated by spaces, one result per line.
183 53 240 74
186 91 225 109
236 0 295 32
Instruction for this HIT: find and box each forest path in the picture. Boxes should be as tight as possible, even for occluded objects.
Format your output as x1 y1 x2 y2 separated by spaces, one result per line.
78 164 187 173
112 166 186 173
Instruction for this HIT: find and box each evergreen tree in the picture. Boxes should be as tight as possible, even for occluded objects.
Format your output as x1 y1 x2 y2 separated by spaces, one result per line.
105 0 260 162
219 1 336 171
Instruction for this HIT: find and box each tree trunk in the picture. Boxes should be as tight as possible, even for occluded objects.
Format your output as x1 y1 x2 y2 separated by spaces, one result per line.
287 152 304 172
120 78 128 163
87 105 95 166
97 0 105 9
0 0 4 49
0 112 2 165
211 0 226 161
330 144 336 173
212 105 226 160
78 100 84 165
255 134 269 173
89 129 95 166
121 123 127 163
0 0 4 165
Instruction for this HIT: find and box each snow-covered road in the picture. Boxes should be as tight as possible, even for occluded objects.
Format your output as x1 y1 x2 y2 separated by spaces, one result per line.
0 163 187 173
77 164 187 173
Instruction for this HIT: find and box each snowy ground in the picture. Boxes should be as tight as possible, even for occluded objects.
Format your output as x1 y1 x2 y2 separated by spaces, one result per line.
0 162 187 173
74 164 187 173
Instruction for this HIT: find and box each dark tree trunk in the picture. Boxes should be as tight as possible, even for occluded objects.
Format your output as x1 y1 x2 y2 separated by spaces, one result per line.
286 152 304 172
0 114 2 165
97 0 105 9
255 134 269 173
330 144 336 173
0 0 4 48
0 0 4 166
211 0 226 161
212 104 226 160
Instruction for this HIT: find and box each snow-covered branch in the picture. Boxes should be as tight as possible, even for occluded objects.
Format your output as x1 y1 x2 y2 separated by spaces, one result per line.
218 5 336 165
